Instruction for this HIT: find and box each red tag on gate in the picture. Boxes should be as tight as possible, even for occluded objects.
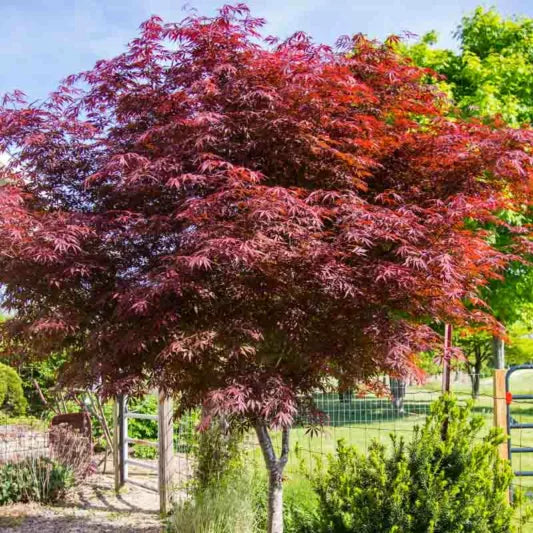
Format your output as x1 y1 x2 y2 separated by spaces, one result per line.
506 392 513 405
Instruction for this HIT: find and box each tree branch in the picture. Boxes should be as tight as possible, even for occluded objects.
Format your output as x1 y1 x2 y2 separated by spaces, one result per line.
255 421 277 468
280 427 290 467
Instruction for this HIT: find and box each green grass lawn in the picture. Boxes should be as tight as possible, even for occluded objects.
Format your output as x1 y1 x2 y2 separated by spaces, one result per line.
274 371 533 479
250 370 533 530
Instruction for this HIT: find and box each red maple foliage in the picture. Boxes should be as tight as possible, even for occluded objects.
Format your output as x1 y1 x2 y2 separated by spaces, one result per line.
0 5 532 430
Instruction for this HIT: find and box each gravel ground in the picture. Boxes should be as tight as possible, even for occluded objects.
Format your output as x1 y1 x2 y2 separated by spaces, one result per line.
0 469 164 532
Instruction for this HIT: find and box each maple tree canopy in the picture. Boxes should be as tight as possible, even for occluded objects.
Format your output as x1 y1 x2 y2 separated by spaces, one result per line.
0 5 532 426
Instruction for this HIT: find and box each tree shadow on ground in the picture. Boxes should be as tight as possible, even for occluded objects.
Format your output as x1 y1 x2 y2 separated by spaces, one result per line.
0 514 160 533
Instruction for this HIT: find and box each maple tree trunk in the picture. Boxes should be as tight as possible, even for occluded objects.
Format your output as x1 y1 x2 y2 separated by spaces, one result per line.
268 464 284 533
255 422 290 533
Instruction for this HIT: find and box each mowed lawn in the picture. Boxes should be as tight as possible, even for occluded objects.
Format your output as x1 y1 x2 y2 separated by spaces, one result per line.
256 370 533 531
263 370 533 490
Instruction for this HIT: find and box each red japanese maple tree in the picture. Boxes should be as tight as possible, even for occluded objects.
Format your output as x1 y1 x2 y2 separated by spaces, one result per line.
0 5 532 531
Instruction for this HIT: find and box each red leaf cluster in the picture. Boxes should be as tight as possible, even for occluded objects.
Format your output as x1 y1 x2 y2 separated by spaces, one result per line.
0 5 531 426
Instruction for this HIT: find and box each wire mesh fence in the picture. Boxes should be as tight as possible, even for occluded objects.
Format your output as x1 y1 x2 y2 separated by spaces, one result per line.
0 415 49 464
1 372 532 529
258 374 533 531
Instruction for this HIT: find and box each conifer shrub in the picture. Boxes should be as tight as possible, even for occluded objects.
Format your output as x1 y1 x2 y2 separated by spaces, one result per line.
313 396 516 533
0 363 27 415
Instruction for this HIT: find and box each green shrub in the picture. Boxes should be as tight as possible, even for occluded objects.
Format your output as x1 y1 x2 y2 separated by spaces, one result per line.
127 395 158 440
0 363 28 415
168 418 255 533
194 418 244 492
132 443 158 459
312 395 515 533
0 457 74 505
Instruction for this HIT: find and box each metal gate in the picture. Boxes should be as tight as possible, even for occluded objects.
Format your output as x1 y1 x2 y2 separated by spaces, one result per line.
506 364 533 478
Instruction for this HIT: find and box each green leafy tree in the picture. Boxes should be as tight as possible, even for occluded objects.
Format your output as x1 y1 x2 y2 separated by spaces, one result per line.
455 329 492 398
405 8 533 368
506 320 533 365
405 8 533 126
14 354 67 416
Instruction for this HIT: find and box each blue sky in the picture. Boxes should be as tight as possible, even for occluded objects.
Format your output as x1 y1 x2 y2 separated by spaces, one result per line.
1 0 532 102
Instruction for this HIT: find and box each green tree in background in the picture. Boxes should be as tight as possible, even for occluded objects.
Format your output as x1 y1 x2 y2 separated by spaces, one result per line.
455 329 492 398
405 7 533 369
406 7 533 126
506 320 533 365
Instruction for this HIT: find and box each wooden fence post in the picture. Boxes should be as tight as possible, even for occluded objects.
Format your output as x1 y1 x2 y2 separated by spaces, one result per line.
158 391 174 515
493 369 508 461
117 394 128 487
113 398 119 492
493 369 511 504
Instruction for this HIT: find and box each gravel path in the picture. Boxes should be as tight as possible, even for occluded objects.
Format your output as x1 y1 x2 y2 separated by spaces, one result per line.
0 469 164 532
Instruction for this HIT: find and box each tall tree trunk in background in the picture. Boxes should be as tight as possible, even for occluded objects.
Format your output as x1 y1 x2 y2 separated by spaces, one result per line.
468 345 483 399
256 422 290 533
390 377 406 415
470 372 481 399
492 334 505 369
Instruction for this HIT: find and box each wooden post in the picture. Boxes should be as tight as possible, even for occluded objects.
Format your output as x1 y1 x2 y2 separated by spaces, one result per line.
441 324 452 394
493 369 508 460
158 390 174 515
117 394 128 486
113 398 120 492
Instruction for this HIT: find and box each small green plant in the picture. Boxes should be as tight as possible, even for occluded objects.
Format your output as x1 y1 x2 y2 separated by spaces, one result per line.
312 395 516 533
193 418 244 491
132 443 158 459
0 363 28 415
0 457 74 505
